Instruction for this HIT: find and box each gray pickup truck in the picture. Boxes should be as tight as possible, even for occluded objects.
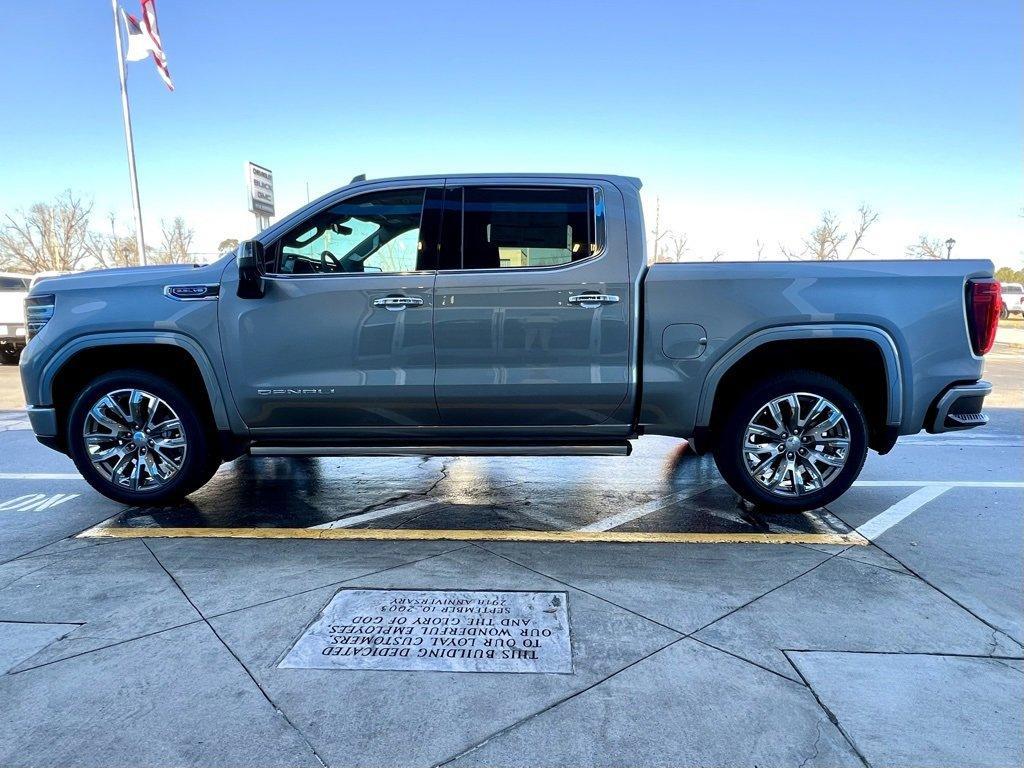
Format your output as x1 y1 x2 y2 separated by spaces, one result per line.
19 174 1001 511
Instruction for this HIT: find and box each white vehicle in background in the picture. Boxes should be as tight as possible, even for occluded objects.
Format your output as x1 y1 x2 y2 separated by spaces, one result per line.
0 272 31 364
999 282 1023 319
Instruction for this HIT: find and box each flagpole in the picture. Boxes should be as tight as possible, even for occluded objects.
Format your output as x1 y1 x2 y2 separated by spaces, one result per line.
111 0 147 266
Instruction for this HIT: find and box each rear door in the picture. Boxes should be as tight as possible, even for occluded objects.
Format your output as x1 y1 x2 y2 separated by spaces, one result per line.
219 184 442 432
432 180 631 428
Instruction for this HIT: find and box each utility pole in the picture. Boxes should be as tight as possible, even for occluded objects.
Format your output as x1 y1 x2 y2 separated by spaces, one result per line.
111 0 147 265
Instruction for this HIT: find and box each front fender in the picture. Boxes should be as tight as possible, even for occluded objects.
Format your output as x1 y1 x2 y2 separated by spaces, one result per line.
36 331 236 431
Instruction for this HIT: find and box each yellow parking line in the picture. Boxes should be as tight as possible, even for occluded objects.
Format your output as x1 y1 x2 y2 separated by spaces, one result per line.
77 525 868 545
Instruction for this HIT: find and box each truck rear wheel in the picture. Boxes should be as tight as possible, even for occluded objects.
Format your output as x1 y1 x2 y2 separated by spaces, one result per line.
68 370 220 506
712 370 868 512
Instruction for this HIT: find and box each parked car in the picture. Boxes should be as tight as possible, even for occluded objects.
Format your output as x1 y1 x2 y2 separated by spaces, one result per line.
999 282 1023 319
18 174 1000 511
0 272 30 365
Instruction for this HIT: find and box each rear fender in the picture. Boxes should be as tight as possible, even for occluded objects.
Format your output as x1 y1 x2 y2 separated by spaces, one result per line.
695 324 904 428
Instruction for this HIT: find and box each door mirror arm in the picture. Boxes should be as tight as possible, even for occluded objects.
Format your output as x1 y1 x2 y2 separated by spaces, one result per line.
237 241 266 299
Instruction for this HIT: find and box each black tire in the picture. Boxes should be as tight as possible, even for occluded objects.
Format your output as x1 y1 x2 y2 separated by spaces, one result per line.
1 349 20 365
68 369 220 505
1000 304 1009 320
712 370 868 513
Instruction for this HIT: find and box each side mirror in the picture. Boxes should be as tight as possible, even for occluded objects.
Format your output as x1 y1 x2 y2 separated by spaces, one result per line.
237 240 266 299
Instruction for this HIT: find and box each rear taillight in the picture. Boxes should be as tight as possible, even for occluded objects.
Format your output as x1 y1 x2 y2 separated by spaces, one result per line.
966 280 1000 356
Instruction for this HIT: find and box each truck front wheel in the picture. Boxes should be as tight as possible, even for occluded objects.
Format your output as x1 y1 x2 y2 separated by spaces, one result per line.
713 371 868 512
68 370 220 505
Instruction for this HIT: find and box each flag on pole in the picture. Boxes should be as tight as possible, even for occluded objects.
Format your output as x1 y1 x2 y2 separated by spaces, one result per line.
121 0 173 91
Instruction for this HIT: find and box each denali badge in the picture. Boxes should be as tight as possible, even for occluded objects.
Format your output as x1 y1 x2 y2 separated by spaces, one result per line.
164 284 220 301
257 387 337 396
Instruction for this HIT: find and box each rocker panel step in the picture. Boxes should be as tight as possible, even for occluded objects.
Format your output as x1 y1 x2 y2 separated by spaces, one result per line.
248 443 632 457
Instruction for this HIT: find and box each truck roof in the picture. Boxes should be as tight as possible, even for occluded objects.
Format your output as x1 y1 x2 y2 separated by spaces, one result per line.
343 173 643 190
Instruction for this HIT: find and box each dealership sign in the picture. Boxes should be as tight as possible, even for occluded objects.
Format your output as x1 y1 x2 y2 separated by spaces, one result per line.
246 162 275 217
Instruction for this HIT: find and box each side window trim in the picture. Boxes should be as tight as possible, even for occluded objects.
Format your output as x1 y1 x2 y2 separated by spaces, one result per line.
263 185 442 277
438 183 606 273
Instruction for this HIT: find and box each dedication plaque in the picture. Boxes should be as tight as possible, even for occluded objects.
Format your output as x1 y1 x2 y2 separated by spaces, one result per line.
280 589 572 674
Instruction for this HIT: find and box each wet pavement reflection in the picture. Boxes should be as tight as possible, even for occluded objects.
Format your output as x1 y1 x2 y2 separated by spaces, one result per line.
80 437 857 542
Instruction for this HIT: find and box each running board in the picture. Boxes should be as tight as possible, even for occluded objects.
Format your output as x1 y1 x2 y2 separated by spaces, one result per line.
249 443 631 457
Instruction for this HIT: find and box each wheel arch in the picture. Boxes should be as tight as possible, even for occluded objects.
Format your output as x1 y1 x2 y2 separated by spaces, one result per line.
696 325 903 453
41 333 233 450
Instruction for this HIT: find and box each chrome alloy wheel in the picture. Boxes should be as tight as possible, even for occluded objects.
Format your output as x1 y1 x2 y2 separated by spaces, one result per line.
742 392 850 497
82 389 187 492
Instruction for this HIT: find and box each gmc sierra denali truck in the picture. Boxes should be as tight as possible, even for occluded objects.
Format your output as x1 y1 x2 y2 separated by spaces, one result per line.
19 174 1001 512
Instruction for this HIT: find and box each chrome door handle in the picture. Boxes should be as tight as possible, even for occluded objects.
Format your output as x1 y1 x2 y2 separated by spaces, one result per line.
568 293 620 308
372 296 424 310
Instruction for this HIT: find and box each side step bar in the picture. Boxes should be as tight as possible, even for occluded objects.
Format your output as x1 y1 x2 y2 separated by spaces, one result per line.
249 443 631 457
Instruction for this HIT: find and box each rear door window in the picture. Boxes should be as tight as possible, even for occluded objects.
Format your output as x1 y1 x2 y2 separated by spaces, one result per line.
443 186 600 271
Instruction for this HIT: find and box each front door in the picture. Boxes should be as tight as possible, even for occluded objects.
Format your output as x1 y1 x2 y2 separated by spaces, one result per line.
432 181 632 428
220 185 441 433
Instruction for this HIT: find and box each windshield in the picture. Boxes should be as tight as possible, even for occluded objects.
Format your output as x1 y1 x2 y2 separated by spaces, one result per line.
0 276 29 291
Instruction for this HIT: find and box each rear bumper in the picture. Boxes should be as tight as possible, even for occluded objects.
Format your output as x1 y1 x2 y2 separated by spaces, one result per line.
927 381 992 433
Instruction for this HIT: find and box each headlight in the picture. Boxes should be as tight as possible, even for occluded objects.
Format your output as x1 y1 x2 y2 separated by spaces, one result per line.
25 294 55 340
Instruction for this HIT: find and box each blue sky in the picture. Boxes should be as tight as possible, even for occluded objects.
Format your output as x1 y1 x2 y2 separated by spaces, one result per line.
0 1 1020 264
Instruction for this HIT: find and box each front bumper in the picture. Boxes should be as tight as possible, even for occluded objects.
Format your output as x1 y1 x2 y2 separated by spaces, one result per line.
927 381 992 433
27 406 58 437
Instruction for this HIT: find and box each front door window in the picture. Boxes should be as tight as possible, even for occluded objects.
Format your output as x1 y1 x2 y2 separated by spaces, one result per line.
271 188 428 275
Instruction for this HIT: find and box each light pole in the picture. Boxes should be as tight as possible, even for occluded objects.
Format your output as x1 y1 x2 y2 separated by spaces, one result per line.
945 238 956 259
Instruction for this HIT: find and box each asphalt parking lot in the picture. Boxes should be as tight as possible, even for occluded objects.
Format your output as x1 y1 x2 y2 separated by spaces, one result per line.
0 345 1021 768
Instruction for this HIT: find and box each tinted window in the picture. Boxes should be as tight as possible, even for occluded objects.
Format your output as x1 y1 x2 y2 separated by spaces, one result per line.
0 277 29 291
452 187 597 270
271 188 429 275
1003 285 1022 294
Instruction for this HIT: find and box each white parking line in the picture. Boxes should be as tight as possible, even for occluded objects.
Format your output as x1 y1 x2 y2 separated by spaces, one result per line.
898 439 1024 448
854 485 952 541
854 480 1024 488
309 498 436 530
578 482 718 532
0 473 82 480
0 493 80 512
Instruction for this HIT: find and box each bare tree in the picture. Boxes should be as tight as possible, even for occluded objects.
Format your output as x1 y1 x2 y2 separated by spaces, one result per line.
88 214 143 269
905 235 946 260
155 217 195 264
666 233 689 263
710 249 726 262
0 190 94 272
754 240 766 261
846 204 879 258
806 211 846 260
780 205 878 261
649 197 670 264
217 238 239 254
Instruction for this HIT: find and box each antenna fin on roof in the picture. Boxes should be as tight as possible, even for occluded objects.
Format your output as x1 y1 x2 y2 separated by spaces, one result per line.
350 173 367 183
